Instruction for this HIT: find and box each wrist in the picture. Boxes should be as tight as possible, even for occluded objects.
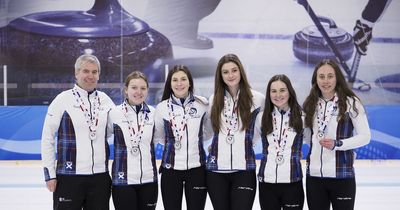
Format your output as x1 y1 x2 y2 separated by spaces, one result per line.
332 140 343 150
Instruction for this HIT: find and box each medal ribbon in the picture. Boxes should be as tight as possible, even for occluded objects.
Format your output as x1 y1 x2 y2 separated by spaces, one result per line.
223 93 239 136
272 108 290 156
121 101 147 149
72 87 100 135
316 94 339 138
167 98 193 144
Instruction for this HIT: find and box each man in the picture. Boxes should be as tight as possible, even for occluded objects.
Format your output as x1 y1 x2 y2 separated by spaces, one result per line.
41 54 115 210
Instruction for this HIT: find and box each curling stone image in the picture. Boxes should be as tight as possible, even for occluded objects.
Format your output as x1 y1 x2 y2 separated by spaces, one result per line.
0 0 172 105
292 16 354 64
144 0 221 49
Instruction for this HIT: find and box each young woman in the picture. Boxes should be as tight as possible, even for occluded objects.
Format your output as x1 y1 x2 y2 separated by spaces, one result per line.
207 54 265 210
109 71 158 210
154 65 211 210
303 59 371 210
255 74 304 210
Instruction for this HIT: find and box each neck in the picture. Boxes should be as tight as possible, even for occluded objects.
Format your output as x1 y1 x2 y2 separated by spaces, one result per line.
127 100 141 106
277 105 289 112
322 92 335 101
173 92 189 99
76 84 95 93
228 86 239 98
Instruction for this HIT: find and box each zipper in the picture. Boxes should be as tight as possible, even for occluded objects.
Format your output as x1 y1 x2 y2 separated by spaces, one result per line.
275 112 284 183
319 101 329 177
136 111 143 184
230 144 233 170
181 103 189 170
87 94 95 174
139 148 143 184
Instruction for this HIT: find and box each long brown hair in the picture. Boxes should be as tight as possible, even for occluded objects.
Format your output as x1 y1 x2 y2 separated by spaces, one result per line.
303 59 360 128
161 65 194 101
261 74 303 137
210 54 253 132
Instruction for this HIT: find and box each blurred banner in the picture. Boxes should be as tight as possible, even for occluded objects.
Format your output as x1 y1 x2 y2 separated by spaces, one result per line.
1 0 399 105
0 105 399 160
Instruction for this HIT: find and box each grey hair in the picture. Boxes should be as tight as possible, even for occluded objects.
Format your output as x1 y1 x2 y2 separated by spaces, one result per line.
74 54 101 74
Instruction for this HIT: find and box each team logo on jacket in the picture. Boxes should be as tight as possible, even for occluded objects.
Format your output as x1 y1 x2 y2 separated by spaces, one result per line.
118 172 125 179
65 161 73 170
189 108 198 117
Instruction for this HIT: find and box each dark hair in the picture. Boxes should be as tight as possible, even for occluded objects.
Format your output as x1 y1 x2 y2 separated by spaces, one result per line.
261 74 303 136
303 59 360 128
161 65 194 101
210 54 253 132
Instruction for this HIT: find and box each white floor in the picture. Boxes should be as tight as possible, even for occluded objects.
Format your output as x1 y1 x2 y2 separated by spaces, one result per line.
0 160 399 210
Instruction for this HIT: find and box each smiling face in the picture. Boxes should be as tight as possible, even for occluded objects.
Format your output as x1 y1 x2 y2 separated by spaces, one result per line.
270 80 290 110
171 70 190 98
221 62 241 96
125 78 148 105
75 62 99 92
316 64 337 99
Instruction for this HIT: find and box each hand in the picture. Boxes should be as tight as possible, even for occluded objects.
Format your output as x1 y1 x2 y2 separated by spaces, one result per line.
353 19 372 55
319 138 335 150
46 179 57 192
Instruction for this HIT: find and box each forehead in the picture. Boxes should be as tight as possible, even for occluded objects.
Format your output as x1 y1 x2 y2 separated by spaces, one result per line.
270 80 287 89
221 62 239 71
79 62 99 71
172 70 188 78
317 64 335 74
128 78 147 86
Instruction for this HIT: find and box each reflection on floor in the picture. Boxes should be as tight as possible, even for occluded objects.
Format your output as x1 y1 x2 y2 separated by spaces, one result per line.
0 160 399 210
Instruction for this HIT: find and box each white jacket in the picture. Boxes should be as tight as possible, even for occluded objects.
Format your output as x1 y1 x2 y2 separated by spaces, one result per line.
41 85 115 181
207 90 265 171
306 97 371 178
109 102 157 185
154 94 211 170
255 107 303 183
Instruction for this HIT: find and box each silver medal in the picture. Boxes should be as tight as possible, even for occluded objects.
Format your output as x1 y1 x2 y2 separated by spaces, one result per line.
131 147 139 156
89 131 97 140
317 132 324 140
275 155 284 165
226 135 234 144
174 141 182 150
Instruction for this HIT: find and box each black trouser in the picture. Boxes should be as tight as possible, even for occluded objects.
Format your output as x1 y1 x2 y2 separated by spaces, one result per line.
259 181 304 210
306 176 356 210
207 170 256 210
53 173 111 210
160 166 207 210
112 182 158 210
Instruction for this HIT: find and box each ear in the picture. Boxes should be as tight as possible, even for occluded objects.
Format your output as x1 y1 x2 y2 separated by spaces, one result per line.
124 87 128 97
